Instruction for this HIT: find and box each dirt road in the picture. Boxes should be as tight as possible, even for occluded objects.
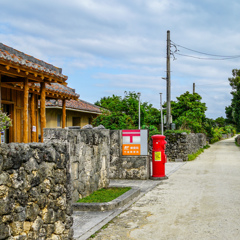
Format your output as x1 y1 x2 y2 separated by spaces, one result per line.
92 137 240 240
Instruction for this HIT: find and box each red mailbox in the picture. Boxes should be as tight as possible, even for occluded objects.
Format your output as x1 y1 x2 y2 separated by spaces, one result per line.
151 135 168 179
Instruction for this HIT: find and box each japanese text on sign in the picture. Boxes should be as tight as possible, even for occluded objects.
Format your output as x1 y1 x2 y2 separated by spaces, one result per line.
155 152 161 161
122 144 141 155
122 129 148 156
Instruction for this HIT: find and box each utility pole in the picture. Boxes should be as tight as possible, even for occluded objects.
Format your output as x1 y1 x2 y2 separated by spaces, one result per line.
166 30 171 129
193 83 195 94
138 92 141 129
160 93 163 135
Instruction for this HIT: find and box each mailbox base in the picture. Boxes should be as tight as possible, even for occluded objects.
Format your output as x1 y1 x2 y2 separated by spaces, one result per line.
150 176 168 180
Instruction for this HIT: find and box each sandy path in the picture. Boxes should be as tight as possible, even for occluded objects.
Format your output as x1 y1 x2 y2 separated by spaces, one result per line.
92 137 240 240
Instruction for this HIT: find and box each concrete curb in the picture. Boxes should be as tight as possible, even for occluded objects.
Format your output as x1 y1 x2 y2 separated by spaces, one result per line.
72 186 140 212
73 162 187 240
150 176 168 180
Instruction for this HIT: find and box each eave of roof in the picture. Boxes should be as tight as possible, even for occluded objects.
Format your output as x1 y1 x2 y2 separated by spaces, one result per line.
0 82 79 100
45 99 102 114
0 43 67 84
37 83 79 100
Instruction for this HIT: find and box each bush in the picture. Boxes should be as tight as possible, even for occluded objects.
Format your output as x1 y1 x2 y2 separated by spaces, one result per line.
0 110 12 131
209 128 223 144
164 129 191 136
142 125 161 138
208 125 236 144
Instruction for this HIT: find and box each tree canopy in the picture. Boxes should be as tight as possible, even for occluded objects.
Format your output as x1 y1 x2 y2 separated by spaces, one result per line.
93 91 208 134
93 91 161 133
92 89 235 140
164 91 207 133
225 69 240 131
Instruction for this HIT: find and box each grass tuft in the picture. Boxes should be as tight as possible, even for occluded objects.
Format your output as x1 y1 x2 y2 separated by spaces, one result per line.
77 187 131 203
188 145 210 161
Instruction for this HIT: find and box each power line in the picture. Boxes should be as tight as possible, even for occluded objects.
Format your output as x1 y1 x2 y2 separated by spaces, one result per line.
171 41 240 60
195 86 213 98
176 52 240 60
197 81 227 86
172 41 240 58
175 52 240 60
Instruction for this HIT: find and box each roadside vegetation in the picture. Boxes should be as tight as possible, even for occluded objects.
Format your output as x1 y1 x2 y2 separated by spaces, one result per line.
77 187 131 203
188 145 210 161
93 91 162 136
89 223 111 239
225 69 240 133
235 135 240 147
93 83 237 143
164 129 191 136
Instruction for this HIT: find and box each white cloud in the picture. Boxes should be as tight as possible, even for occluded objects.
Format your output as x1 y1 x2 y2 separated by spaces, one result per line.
1 0 240 119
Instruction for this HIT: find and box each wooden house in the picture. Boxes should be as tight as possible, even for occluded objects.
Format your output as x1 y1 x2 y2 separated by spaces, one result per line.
42 98 101 129
0 43 79 143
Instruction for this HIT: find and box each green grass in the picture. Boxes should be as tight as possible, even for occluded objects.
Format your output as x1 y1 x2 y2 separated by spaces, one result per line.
89 222 111 238
188 145 210 161
77 187 131 203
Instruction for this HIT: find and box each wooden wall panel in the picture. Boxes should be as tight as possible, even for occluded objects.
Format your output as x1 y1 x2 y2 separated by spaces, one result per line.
11 89 17 106
16 108 23 142
1 88 11 101
16 91 23 108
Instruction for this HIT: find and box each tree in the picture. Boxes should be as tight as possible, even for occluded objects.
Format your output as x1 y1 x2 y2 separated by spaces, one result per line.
214 117 226 127
225 69 240 131
93 91 161 131
93 94 135 129
225 106 234 125
168 91 207 133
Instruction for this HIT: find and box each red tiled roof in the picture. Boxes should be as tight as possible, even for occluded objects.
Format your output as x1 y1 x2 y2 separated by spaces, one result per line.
0 43 67 80
45 99 102 114
32 83 79 99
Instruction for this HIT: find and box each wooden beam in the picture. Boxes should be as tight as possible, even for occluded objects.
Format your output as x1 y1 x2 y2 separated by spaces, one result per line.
23 78 29 143
31 94 37 142
0 64 65 84
62 99 66 128
0 64 36 79
40 82 46 142
1 100 14 105
1 77 25 83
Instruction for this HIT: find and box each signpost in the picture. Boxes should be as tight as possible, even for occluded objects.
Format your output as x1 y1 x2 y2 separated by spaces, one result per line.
122 129 148 156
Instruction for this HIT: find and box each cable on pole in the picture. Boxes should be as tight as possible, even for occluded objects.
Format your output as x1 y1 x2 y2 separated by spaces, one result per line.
170 40 240 61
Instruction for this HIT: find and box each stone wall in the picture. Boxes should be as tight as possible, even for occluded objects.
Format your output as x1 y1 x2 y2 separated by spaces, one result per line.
44 128 150 192
109 130 149 180
165 133 206 161
221 133 233 139
235 135 240 145
44 128 110 203
149 133 207 162
0 142 73 240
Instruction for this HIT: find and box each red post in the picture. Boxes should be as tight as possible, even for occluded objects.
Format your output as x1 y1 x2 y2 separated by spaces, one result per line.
151 135 168 180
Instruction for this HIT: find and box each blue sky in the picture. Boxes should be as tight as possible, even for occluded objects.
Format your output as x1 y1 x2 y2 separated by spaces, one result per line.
1 0 240 119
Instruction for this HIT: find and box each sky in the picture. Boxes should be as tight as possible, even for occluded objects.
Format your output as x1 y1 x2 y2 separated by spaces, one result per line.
1 0 240 119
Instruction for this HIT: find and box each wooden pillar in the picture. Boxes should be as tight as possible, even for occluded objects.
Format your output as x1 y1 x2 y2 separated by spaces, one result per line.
40 82 46 142
23 78 29 143
31 94 37 142
62 99 66 128
0 74 1 108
